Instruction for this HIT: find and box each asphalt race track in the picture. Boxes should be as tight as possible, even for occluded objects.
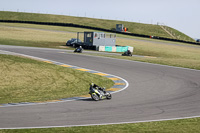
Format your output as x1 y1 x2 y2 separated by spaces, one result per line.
0 45 200 129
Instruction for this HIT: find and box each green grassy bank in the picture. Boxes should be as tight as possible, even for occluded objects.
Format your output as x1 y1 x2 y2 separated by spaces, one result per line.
0 11 194 42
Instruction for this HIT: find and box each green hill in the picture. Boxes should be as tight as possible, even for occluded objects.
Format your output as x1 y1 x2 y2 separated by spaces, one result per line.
0 11 194 42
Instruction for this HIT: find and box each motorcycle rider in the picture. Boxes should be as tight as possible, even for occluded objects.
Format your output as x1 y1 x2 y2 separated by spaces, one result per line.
127 50 131 55
89 83 106 98
78 46 83 51
74 46 83 52
124 49 131 56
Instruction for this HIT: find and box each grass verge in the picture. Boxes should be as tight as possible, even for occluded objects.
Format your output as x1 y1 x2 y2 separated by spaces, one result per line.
1 117 200 133
0 54 114 104
82 43 200 70
0 25 71 48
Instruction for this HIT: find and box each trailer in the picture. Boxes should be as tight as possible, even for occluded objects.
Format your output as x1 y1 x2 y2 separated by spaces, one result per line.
76 32 116 49
68 31 134 53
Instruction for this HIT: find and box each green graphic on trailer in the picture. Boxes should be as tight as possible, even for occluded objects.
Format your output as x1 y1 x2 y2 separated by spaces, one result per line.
105 46 113 52
116 46 129 52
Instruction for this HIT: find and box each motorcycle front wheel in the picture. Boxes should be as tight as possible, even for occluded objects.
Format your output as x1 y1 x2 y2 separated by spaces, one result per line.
91 93 100 101
106 92 112 100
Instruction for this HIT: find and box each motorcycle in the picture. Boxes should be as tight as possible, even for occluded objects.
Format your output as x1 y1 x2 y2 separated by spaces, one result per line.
89 87 112 101
74 47 83 53
122 50 132 56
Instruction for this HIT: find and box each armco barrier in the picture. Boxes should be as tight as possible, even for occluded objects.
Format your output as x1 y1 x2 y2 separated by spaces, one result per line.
0 20 199 45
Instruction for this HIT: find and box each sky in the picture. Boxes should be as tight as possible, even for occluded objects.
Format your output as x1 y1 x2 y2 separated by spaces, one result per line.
0 0 199 39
